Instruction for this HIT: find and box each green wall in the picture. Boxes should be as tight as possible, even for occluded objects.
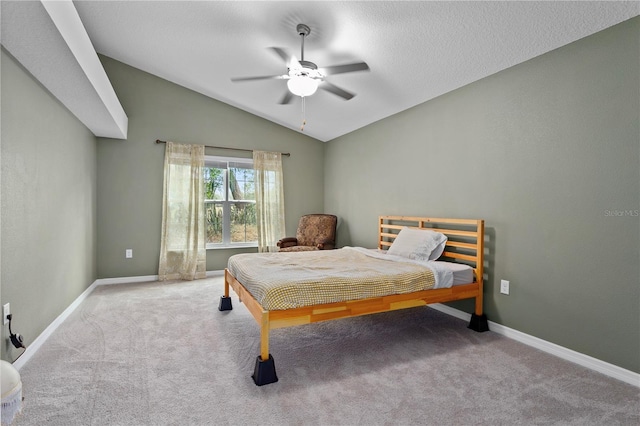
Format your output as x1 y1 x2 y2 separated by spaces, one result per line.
1 49 98 361
2 18 637 376
96 56 324 278
325 18 640 373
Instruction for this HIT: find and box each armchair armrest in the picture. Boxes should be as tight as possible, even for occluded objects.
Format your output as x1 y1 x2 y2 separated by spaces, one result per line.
277 237 298 248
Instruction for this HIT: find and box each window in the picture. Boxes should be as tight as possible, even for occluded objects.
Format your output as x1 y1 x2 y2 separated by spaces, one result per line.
204 156 257 248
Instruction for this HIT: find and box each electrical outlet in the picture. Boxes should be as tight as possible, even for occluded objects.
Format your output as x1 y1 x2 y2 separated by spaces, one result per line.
3 303 10 325
500 280 510 295
125 249 133 259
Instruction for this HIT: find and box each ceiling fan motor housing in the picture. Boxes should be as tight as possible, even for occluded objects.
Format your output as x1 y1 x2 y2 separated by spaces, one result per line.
299 60 317 70
296 24 311 37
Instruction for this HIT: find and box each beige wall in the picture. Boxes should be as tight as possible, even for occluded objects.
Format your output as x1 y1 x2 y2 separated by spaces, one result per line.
96 56 325 277
324 18 640 373
1 49 98 361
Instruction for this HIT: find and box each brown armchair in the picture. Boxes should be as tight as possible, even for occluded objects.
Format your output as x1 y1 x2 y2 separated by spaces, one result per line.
277 214 337 252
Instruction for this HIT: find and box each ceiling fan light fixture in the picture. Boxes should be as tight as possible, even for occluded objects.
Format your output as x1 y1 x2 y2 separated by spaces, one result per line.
287 75 318 97
231 23 367 105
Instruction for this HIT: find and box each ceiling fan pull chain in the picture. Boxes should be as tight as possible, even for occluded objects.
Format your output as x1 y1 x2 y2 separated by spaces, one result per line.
300 96 306 131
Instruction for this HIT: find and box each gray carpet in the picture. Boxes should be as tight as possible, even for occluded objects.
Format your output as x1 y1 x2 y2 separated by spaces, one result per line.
14 277 639 425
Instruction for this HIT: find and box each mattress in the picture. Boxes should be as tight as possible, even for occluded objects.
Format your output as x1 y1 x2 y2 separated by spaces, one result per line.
434 261 474 286
371 249 474 287
227 247 454 310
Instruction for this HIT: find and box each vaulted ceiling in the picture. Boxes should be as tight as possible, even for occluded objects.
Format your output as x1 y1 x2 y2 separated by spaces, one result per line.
2 1 638 142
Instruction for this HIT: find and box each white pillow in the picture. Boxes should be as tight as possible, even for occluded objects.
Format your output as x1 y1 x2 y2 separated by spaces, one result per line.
387 227 448 261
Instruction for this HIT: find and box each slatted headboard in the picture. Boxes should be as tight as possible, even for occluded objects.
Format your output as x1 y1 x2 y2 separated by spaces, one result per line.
378 216 485 284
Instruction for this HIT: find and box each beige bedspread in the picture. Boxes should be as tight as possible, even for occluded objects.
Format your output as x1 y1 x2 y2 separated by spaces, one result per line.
227 247 436 310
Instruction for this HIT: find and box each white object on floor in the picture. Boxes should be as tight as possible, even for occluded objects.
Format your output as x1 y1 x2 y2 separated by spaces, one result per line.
1 360 23 425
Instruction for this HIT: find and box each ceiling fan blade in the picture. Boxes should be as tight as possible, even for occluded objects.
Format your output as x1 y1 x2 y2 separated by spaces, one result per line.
231 75 286 82
269 47 291 63
269 47 301 70
320 81 355 100
321 62 369 75
278 91 294 105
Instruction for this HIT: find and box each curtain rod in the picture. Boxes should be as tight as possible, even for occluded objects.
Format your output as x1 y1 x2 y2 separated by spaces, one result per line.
155 139 290 157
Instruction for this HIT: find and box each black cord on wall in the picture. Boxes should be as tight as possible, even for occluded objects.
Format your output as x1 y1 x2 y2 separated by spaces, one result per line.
6 314 26 362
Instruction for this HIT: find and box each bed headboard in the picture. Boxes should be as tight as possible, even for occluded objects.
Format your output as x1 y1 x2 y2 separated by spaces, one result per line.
378 215 485 284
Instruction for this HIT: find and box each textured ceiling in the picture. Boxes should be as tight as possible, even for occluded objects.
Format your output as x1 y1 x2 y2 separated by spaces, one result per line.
3 1 639 142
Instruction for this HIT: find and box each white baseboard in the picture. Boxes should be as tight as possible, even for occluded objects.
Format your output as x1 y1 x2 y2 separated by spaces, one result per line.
429 303 640 388
94 270 224 285
13 280 99 371
94 275 159 285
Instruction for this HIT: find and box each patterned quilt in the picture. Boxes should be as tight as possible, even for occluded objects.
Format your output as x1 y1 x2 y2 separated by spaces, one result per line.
227 247 438 310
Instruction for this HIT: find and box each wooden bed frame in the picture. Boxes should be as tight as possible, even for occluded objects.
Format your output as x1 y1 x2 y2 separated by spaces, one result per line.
220 215 487 385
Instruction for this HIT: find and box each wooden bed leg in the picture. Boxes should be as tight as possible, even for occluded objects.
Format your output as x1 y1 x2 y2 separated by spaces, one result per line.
259 312 270 361
252 312 278 386
224 269 231 297
219 270 233 311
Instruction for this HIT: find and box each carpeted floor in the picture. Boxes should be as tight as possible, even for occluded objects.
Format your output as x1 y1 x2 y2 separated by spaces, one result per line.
13 277 640 425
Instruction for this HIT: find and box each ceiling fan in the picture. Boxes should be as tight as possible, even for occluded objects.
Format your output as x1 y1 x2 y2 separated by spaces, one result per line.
231 23 369 104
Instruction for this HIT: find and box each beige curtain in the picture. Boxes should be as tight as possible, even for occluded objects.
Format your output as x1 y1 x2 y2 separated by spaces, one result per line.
158 142 206 281
253 151 285 252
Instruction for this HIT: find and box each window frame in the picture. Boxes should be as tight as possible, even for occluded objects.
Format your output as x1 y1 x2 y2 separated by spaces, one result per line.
204 155 257 250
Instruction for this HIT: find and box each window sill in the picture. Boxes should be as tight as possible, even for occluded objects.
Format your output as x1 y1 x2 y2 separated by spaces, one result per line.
206 244 258 250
